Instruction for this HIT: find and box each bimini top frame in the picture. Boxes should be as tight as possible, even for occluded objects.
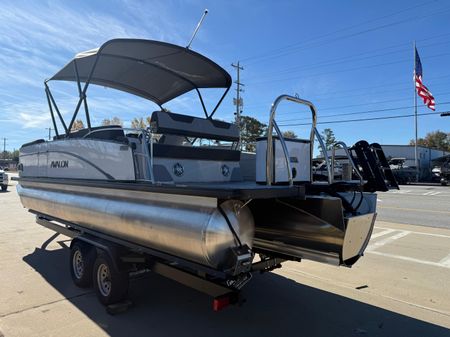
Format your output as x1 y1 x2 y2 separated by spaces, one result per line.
44 39 232 136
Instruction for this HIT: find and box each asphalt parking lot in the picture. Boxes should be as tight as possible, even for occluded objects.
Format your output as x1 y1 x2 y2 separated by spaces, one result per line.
1 179 449 337
377 185 450 229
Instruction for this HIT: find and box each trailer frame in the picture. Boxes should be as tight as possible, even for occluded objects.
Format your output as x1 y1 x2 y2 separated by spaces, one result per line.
34 212 283 311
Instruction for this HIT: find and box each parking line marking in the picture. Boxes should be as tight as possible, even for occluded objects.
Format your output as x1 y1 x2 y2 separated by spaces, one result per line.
377 206 450 215
438 253 450 268
370 228 395 239
368 251 450 269
366 230 410 252
376 226 450 239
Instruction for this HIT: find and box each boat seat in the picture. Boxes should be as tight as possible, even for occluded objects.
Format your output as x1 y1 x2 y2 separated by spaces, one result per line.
152 143 240 161
21 139 46 148
150 111 239 142
63 125 127 143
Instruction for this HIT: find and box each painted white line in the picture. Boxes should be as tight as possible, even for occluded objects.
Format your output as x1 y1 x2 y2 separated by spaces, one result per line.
376 226 450 239
366 230 410 252
430 191 441 196
423 191 435 195
370 228 395 239
368 251 450 269
385 192 450 197
438 253 450 268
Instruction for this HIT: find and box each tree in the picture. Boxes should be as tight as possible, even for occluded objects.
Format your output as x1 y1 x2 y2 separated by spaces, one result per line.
321 128 336 150
1 150 19 161
131 116 152 129
409 130 449 151
101 117 123 127
240 116 267 152
282 130 297 139
71 119 84 131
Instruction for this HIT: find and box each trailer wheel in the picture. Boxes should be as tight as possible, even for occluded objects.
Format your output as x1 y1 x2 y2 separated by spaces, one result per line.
1 185 7 191
93 253 129 305
70 241 95 288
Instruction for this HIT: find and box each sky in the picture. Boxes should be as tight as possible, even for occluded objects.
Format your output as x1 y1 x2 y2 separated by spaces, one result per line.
0 0 449 152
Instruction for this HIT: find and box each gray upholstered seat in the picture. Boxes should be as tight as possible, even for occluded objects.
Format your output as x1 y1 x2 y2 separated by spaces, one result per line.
150 111 239 142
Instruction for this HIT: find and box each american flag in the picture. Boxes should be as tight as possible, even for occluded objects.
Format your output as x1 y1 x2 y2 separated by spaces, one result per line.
414 47 435 111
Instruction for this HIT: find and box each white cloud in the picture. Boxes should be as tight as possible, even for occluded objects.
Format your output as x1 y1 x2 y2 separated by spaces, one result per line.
0 0 185 143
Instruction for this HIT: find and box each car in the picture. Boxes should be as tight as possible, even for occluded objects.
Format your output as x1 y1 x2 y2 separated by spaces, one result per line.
0 169 8 191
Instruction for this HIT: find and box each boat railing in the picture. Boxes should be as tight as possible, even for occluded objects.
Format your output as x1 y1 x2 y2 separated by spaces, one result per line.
82 126 154 183
330 141 363 185
266 95 331 185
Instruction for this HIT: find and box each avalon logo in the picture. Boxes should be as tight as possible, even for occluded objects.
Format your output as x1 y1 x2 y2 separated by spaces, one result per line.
50 160 69 168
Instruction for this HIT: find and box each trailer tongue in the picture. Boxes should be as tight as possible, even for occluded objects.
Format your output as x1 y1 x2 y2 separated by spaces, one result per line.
16 38 398 310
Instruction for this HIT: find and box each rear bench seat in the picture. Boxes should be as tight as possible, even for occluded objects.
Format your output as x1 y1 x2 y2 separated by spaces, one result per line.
150 111 240 161
150 111 239 142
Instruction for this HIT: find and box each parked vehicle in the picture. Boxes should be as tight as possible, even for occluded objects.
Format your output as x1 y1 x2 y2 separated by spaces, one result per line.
0 169 8 191
432 157 450 186
388 157 417 184
16 38 398 310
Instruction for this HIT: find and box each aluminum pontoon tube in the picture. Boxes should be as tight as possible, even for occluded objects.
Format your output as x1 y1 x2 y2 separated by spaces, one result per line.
16 183 254 271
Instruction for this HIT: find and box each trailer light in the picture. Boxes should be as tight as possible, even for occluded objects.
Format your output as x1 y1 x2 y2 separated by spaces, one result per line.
213 295 230 311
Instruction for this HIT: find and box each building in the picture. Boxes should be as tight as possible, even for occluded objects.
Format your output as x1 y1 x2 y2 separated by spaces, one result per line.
326 145 449 181
381 145 450 181
0 159 18 171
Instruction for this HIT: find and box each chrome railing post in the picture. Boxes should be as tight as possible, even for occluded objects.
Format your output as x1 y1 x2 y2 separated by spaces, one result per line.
331 141 364 185
266 95 318 185
148 130 155 184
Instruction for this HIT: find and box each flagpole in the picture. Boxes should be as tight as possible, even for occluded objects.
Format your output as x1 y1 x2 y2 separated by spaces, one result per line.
414 40 419 182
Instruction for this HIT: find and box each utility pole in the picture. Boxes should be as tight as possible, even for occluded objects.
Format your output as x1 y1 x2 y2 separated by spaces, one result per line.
45 128 52 140
231 62 244 148
2 138 6 159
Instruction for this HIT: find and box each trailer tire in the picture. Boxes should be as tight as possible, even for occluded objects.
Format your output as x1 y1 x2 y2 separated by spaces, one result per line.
93 253 129 305
70 241 95 288
1 185 7 191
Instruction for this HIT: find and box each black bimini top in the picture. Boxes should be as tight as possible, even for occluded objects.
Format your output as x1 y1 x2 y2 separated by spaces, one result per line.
49 39 232 106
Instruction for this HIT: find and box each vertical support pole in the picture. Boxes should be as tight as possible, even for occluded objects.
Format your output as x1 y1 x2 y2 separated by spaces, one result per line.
45 83 67 134
231 62 244 149
68 52 101 133
45 87 59 137
73 60 91 130
413 41 419 182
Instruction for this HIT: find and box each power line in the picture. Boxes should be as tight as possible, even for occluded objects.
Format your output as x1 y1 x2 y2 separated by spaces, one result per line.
276 100 450 123
245 37 450 82
249 51 450 86
278 111 442 127
244 79 450 112
242 2 448 65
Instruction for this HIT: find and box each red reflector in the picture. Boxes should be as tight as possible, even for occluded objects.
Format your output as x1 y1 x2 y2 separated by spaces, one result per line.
213 296 230 311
